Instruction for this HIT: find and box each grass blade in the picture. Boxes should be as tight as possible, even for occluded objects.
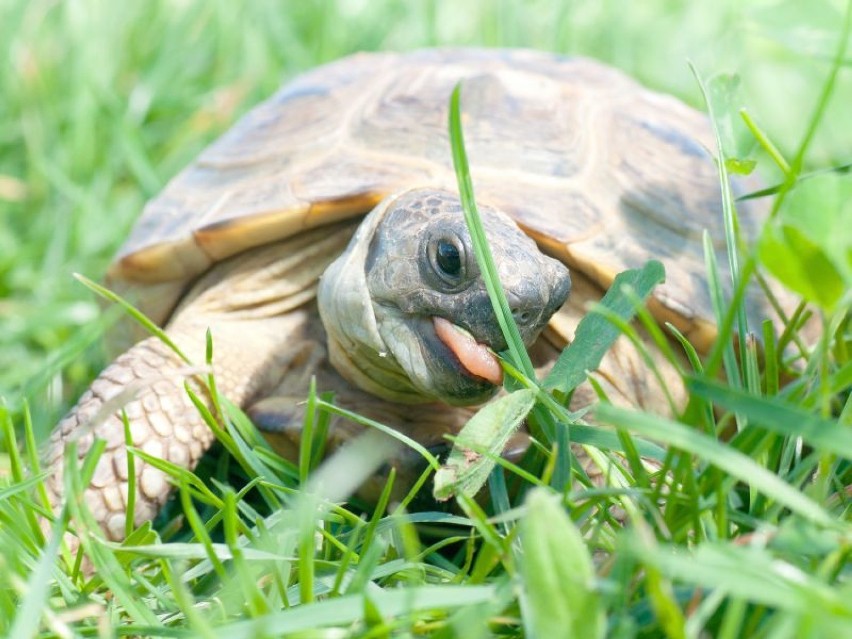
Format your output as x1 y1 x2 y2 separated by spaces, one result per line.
627 539 852 622
448 83 534 378
433 389 536 501
8 503 66 639
73 273 191 365
520 488 605 639
544 260 665 393
687 377 852 458
595 403 835 526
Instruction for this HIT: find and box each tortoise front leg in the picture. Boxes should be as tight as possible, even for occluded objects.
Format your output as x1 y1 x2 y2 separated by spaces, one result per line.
42 231 350 544
42 313 315 543
42 334 214 541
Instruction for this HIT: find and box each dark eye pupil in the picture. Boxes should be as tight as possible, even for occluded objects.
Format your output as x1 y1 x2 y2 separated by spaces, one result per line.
436 240 461 277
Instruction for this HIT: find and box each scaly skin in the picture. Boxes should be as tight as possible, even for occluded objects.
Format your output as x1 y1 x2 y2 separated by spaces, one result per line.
42 228 347 544
42 315 312 541
43 334 213 540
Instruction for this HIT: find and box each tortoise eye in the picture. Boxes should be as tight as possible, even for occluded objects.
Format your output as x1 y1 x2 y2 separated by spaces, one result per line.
435 239 462 278
424 231 469 292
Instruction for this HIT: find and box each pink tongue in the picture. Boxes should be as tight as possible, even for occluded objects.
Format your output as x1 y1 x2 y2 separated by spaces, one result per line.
433 317 503 386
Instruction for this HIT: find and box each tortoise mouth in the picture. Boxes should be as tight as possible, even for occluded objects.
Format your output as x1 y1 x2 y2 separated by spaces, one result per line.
432 317 503 386
404 314 501 406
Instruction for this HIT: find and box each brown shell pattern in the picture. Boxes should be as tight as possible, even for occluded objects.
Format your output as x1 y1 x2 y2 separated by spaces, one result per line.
110 48 772 348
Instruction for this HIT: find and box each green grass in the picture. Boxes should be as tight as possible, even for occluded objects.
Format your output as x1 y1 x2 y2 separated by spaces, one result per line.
1 0 850 637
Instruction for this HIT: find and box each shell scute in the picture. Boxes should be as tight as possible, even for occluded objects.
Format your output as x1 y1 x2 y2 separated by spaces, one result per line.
112 48 776 346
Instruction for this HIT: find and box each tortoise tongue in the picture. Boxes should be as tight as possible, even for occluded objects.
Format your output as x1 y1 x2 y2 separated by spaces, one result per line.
433 317 503 386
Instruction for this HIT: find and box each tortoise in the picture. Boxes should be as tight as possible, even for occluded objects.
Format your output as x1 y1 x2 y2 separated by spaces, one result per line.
42 48 780 542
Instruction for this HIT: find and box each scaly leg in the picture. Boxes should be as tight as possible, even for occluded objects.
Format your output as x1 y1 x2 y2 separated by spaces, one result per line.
42 314 314 541
42 227 351 543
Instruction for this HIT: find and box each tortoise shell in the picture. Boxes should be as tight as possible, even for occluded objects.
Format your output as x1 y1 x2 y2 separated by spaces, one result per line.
109 48 768 350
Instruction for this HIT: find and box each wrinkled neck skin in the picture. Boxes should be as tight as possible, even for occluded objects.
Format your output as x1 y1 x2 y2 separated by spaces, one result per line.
319 196 429 403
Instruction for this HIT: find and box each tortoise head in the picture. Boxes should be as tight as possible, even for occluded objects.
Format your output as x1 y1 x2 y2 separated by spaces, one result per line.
318 187 571 406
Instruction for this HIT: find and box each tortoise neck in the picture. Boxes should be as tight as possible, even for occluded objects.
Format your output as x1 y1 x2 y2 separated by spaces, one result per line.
324 327 434 405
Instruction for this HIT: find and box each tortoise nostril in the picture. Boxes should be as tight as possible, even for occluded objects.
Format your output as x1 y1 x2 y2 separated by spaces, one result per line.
512 307 533 325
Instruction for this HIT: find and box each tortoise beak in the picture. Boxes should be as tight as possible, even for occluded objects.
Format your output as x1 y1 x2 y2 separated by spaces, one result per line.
545 265 571 318
505 258 571 338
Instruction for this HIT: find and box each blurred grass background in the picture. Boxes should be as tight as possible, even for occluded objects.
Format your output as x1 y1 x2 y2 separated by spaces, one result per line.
0 2 849 636
0 0 848 433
